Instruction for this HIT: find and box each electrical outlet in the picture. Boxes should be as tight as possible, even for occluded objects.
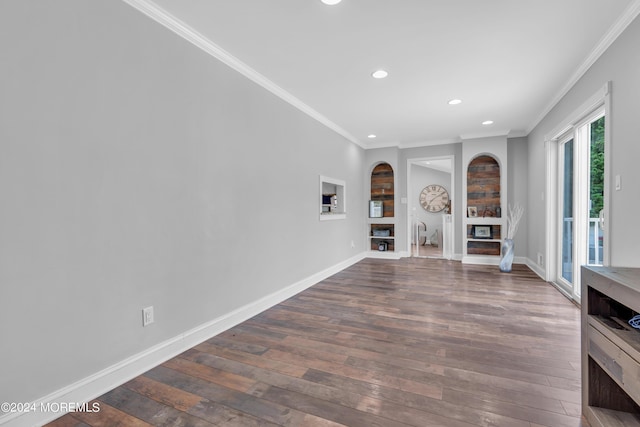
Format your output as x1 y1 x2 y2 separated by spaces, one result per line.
537 253 543 266
350 240 355 248
142 306 154 327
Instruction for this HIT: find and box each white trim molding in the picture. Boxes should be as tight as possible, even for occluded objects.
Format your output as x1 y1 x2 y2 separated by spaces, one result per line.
1 253 366 427
527 1 639 134
121 0 364 148
543 82 611 300
526 257 546 281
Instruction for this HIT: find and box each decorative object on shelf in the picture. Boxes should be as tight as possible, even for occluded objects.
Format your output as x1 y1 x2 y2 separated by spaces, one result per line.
467 206 478 217
419 184 449 213
481 207 496 217
369 200 383 218
372 229 391 237
500 203 524 273
472 225 492 239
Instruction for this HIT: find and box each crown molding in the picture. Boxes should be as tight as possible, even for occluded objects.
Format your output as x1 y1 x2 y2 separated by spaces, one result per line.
459 129 510 140
507 129 528 138
360 139 401 150
398 137 461 149
526 0 640 135
361 136 462 150
121 0 365 148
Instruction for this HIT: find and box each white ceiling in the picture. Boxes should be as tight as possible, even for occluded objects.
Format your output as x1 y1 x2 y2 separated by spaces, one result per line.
131 0 639 148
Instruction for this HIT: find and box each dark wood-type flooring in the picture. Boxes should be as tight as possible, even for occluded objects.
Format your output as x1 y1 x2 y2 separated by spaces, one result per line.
47 258 587 427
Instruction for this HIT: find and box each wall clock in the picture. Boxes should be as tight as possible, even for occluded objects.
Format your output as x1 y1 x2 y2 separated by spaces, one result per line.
419 184 449 213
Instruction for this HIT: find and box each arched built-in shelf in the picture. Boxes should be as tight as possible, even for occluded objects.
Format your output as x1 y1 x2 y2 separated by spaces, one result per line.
467 155 501 218
369 162 395 252
465 155 502 257
371 163 394 217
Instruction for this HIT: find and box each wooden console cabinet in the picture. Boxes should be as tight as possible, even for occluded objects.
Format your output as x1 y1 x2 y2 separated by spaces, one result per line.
582 266 640 426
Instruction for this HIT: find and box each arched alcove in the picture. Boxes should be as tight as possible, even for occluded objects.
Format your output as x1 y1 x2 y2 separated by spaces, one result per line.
370 162 394 217
368 162 395 252
466 155 502 256
467 155 501 218
461 136 507 263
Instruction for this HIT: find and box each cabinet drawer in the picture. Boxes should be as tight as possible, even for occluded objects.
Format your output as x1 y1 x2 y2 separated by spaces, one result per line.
589 325 640 406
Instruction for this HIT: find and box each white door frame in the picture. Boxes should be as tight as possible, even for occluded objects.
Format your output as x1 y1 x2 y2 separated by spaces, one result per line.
544 82 611 302
406 155 455 258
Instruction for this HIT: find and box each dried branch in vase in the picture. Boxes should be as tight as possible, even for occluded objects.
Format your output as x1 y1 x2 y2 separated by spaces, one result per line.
505 203 524 240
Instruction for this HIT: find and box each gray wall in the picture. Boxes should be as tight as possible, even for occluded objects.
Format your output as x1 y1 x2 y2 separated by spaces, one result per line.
507 137 529 258
0 0 364 404
527 14 640 268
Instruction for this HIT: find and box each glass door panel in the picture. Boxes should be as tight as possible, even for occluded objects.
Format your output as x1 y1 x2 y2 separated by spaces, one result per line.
588 116 605 266
561 138 574 284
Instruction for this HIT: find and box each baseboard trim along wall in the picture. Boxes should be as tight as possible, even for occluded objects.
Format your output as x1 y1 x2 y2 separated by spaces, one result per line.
1 252 366 427
525 257 546 281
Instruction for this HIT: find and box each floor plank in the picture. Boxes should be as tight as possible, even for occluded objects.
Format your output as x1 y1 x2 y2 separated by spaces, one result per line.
46 259 587 426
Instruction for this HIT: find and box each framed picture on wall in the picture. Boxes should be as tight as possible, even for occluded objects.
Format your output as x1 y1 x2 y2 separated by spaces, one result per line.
467 206 478 218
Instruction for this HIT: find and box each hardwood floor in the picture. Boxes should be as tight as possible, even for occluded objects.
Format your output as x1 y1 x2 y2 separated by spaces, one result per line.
47 258 587 427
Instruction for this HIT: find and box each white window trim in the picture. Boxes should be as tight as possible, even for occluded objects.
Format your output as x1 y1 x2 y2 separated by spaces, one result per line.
319 175 346 221
544 82 611 302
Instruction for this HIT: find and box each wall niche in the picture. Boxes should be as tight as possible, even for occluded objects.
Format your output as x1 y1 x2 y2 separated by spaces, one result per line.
370 163 394 217
368 162 395 253
467 155 501 218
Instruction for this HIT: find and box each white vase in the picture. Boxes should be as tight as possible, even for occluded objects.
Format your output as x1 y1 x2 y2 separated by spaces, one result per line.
500 238 514 272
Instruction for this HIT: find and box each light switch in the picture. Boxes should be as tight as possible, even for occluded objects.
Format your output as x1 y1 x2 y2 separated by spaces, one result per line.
615 174 621 191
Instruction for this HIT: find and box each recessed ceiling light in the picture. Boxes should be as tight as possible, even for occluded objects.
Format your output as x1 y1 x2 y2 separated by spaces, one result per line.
482 120 494 125
321 0 342 4
371 69 388 79
368 134 377 139
448 99 462 105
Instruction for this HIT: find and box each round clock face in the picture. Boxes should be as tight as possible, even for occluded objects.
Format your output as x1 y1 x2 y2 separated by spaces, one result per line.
419 185 449 213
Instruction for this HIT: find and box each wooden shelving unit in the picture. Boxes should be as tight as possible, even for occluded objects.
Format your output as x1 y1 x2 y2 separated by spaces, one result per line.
582 266 640 426
466 223 502 255
369 162 395 253
464 154 504 261
369 223 395 252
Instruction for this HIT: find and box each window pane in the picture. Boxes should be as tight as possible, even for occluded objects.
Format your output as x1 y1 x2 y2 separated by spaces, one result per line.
588 116 605 265
562 139 574 283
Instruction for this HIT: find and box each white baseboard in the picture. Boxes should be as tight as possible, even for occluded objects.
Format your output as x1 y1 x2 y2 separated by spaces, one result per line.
0 253 366 427
461 255 529 267
462 255 500 265
365 250 406 259
525 257 546 280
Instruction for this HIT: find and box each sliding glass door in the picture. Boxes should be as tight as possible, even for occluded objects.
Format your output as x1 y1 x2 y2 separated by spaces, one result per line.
555 110 605 300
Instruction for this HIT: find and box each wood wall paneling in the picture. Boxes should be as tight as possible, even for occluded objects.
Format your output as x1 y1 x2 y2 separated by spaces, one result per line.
371 163 394 217
467 156 501 217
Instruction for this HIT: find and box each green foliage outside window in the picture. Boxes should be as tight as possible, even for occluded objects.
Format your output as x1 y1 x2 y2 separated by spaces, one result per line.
590 116 605 218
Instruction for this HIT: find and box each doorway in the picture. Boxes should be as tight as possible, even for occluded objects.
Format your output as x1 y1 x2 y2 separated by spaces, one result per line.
407 156 455 259
547 98 608 302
